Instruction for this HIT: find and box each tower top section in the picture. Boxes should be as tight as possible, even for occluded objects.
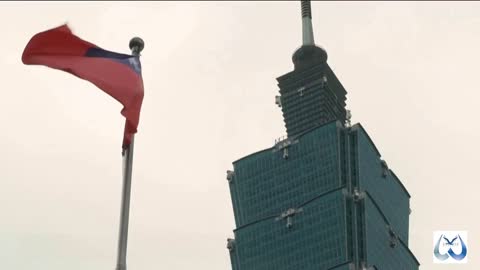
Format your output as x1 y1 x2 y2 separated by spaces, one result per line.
292 1 328 70
277 1 347 137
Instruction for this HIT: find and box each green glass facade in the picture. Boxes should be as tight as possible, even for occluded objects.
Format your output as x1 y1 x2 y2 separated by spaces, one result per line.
227 121 419 269
226 2 418 268
277 61 347 138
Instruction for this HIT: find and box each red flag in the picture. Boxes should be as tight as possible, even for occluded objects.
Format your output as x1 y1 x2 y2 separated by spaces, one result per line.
22 24 144 149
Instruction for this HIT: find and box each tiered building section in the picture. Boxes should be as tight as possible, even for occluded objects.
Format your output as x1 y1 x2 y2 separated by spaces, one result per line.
226 1 419 269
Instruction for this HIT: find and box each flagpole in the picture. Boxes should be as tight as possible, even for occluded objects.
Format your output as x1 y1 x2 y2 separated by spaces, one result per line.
116 37 144 270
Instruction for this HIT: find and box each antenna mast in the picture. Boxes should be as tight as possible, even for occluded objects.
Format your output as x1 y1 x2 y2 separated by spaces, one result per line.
301 0 315 45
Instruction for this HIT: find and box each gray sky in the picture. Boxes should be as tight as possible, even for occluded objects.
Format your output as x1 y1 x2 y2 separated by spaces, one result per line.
1 1 480 269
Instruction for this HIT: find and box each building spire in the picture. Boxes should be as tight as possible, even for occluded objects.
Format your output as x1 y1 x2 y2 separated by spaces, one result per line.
292 0 327 69
301 0 315 45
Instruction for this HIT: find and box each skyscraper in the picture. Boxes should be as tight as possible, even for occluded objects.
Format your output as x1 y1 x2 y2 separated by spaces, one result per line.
225 1 419 269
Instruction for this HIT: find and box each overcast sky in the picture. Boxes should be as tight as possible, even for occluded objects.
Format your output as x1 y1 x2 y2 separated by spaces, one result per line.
1 1 480 270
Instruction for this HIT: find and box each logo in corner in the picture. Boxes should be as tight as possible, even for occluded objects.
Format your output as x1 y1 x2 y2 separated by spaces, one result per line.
433 231 468 264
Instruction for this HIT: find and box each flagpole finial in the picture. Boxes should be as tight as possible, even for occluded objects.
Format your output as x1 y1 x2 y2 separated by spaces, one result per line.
129 37 144 55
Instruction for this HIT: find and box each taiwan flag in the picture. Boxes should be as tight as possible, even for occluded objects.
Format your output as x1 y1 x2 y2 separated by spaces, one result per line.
22 24 144 149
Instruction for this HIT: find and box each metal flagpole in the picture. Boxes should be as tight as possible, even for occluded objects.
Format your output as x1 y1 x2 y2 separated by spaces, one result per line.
115 37 144 270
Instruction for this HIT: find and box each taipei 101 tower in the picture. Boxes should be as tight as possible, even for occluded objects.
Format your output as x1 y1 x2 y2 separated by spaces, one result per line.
225 1 419 269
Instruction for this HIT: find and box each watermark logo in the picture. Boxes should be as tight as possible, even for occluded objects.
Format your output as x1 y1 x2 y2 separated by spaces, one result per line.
433 231 468 264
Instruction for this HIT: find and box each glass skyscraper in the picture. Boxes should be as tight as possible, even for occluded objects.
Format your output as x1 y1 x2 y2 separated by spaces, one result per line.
226 1 419 269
